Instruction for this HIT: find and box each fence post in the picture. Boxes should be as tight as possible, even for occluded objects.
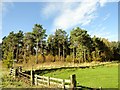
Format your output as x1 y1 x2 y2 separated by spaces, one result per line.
70 74 76 90
47 76 50 86
31 67 34 86
35 75 38 85
62 79 65 89
9 68 12 75
18 66 22 72
14 68 18 78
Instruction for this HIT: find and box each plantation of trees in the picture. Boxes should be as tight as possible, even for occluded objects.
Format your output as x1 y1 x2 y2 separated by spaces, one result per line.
1 24 120 68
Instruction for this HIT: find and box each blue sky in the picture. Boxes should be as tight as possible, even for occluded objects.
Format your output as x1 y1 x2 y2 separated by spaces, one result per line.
1 0 118 43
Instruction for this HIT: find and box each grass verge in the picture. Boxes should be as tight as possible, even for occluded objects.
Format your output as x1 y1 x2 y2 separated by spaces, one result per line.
43 63 118 88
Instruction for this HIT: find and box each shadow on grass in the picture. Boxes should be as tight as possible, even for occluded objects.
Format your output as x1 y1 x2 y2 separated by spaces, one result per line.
76 85 102 90
24 66 90 76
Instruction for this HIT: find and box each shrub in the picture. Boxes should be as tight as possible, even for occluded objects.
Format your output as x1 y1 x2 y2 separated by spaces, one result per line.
60 56 65 62
38 54 43 63
2 59 13 68
74 57 82 63
87 56 92 62
2 52 13 68
65 55 73 62
28 55 36 65
92 57 102 62
45 54 54 62
55 55 60 61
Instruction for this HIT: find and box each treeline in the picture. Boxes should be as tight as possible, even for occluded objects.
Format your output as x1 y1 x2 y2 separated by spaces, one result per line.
2 24 120 68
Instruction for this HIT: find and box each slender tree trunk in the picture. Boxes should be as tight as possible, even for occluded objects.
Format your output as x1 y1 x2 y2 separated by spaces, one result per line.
87 50 89 62
53 47 55 62
42 43 45 63
84 49 86 62
42 51 45 63
23 47 26 64
63 45 65 62
36 40 38 64
59 44 61 61
73 47 75 63
79 51 81 64
16 46 19 61
82 51 84 62
12 49 14 67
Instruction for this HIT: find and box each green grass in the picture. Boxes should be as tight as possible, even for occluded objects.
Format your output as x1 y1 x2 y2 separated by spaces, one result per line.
43 63 118 88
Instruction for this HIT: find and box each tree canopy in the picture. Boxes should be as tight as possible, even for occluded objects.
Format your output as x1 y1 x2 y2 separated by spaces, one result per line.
1 24 120 68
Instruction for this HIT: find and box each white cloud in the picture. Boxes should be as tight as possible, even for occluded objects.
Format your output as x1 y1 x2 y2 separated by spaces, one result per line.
42 3 60 18
88 25 118 42
99 0 107 7
42 2 78 18
54 0 98 31
42 0 109 32
89 29 112 41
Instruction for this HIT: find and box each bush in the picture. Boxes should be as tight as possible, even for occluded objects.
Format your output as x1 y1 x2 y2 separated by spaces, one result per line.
55 55 60 61
74 57 82 63
28 55 36 65
38 54 43 63
60 56 65 62
2 52 13 68
87 56 92 62
92 57 102 62
45 54 54 62
65 55 73 62
2 59 13 68
28 54 44 64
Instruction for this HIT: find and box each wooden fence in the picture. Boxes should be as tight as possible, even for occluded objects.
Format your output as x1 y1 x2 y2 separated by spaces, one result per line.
33 74 76 89
10 67 76 89
10 67 31 84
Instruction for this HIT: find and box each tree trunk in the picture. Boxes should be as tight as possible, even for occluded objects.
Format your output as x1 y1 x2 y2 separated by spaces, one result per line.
36 40 38 64
41 41 45 63
87 50 90 62
73 47 75 63
23 48 26 64
82 51 84 62
16 46 19 61
79 51 81 64
63 46 65 62
84 49 86 62
59 44 61 61
12 49 14 67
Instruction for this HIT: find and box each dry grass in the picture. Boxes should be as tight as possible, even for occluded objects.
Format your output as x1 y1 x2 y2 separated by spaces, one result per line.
15 60 118 71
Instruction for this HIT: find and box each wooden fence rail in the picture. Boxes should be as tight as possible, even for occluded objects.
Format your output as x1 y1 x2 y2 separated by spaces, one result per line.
19 72 31 78
34 74 72 88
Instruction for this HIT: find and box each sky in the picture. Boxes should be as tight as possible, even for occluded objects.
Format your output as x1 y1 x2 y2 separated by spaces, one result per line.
1 0 119 43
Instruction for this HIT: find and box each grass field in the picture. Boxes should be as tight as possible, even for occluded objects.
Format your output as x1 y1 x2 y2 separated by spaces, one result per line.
43 63 118 88
0 61 119 88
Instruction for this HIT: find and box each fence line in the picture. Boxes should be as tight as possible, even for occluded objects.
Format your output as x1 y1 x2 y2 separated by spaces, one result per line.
10 67 76 89
9 67 102 90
